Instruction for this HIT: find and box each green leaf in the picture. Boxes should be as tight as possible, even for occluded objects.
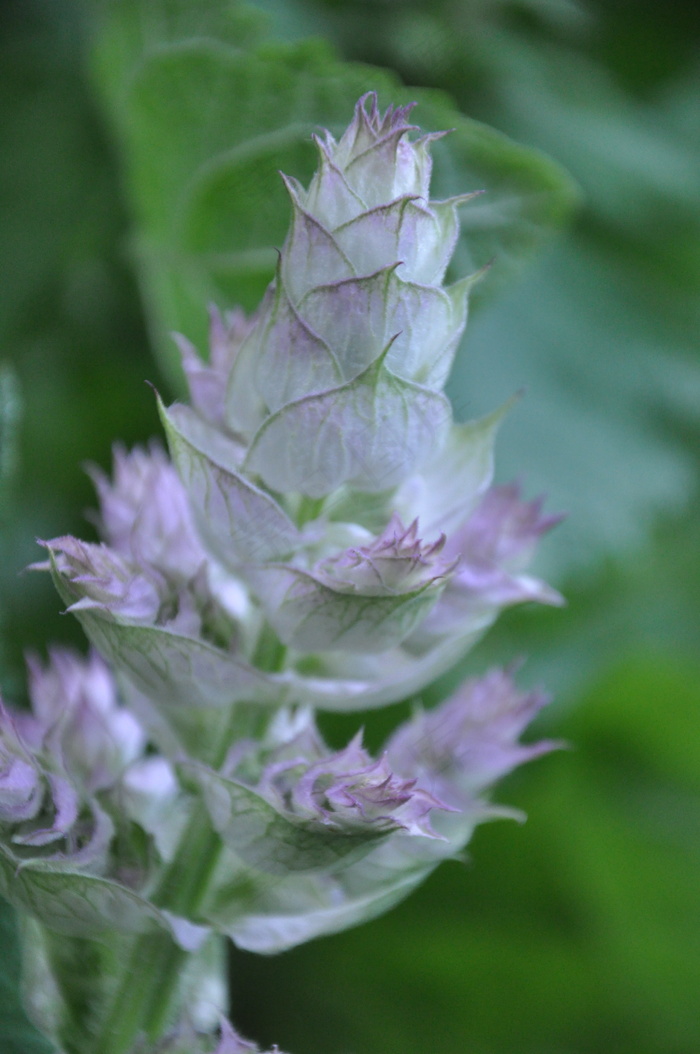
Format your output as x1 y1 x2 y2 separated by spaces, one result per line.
0 0 161 689
0 365 20 497
89 12 577 390
0 366 22 682
435 28 700 576
448 237 699 579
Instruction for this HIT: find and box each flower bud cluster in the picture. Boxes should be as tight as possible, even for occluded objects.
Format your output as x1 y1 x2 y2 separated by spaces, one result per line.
4 94 563 1048
253 714 447 837
0 649 185 883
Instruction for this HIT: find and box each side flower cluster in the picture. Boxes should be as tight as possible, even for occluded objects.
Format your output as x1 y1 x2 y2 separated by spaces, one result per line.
0 650 199 949
2 94 563 1050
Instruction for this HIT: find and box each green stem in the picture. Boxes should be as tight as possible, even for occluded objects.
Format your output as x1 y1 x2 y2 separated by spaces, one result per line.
98 932 186 1054
251 620 287 673
296 494 325 526
97 805 223 1054
97 708 243 1054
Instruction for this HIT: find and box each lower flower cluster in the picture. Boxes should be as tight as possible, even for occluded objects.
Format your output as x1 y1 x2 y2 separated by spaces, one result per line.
1 639 555 957
0 631 556 1050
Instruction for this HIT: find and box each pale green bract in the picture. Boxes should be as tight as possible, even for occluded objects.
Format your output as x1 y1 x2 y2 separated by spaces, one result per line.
2 95 562 1054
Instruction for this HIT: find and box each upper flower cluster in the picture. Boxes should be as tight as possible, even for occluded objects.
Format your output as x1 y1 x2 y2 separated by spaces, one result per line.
41 98 560 746
218 96 477 497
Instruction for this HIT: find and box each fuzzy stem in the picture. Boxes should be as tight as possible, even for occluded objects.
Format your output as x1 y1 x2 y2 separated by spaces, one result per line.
96 702 250 1054
96 804 223 1054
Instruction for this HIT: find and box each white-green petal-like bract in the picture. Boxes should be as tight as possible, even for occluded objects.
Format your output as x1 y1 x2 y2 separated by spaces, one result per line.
160 398 302 566
243 348 452 496
184 762 393 877
0 845 207 950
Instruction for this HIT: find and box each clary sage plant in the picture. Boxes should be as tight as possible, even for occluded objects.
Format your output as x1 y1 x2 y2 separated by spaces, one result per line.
0 95 562 1053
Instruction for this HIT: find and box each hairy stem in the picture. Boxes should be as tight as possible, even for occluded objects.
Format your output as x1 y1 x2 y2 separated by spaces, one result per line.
96 804 223 1054
96 703 249 1054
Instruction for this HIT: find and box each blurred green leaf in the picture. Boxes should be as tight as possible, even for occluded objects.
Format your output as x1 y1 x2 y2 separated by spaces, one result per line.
0 365 21 683
88 2 577 390
448 236 700 579
0 365 20 496
444 35 700 577
0 0 157 683
0 50 48 1052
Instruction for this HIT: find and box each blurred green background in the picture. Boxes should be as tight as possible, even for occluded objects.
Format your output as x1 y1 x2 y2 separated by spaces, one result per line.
1 1 700 1052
